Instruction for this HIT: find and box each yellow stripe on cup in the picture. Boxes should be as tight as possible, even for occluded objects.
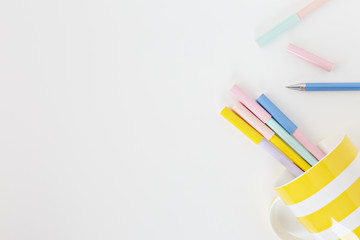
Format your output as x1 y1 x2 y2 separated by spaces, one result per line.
275 135 358 205
298 177 360 233
345 225 360 239
270 135 311 172
220 107 263 144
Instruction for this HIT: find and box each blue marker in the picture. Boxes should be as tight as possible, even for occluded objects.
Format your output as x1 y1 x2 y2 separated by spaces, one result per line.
257 94 325 160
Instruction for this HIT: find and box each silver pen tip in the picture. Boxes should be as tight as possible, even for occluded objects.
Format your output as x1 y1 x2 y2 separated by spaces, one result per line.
286 83 306 91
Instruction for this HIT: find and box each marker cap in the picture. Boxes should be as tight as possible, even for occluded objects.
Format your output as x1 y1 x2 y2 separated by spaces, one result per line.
230 85 272 123
221 107 264 144
257 94 298 135
233 102 275 140
287 43 334 72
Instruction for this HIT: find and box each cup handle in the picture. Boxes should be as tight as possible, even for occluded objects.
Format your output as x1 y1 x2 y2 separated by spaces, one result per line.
269 197 315 240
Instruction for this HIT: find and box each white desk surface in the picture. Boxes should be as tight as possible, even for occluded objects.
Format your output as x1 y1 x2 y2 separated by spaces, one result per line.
0 0 359 239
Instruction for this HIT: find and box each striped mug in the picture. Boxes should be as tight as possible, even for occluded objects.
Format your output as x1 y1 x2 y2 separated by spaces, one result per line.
270 135 360 240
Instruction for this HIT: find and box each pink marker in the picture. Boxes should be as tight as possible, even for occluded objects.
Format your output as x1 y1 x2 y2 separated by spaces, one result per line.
230 86 271 123
231 84 325 161
232 102 274 140
287 44 334 72
231 102 308 175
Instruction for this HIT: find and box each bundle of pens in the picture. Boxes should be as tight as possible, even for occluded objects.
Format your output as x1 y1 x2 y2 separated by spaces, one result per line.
222 85 360 239
224 0 360 238
221 84 325 177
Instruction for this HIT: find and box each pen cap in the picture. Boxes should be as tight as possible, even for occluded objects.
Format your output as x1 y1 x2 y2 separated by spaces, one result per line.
233 102 275 140
230 85 272 123
220 107 263 144
297 0 330 20
287 44 334 72
256 94 298 135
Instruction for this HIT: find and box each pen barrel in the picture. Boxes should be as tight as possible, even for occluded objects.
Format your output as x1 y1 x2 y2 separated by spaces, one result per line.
306 83 360 91
267 118 318 166
297 0 329 20
270 135 311 172
293 129 326 160
256 14 300 47
258 139 303 177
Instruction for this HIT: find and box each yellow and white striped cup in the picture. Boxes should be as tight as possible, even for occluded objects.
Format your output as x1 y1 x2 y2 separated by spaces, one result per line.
271 135 360 240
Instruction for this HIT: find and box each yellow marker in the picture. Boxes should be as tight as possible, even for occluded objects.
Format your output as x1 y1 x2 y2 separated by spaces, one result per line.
221 107 263 144
270 135 311 171
231 103 311 172
221 107 310 172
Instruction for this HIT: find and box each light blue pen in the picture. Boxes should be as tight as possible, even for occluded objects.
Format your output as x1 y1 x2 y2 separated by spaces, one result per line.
287 83 360 91
256 0 330 47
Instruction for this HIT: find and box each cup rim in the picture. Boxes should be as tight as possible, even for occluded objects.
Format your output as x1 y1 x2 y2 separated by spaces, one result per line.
274 134 345 189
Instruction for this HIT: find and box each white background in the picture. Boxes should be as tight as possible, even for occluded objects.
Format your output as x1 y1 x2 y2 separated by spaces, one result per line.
0 0 359 239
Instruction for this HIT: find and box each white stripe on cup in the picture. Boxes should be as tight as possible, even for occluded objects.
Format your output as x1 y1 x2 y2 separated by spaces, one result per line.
288 154 360 217
312 205 360 240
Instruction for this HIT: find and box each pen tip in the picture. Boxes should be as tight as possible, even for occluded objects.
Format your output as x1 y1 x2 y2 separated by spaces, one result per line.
286 83 306 91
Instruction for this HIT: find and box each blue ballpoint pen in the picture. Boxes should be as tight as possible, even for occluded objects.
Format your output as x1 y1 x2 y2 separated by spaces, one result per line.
287 83 360 91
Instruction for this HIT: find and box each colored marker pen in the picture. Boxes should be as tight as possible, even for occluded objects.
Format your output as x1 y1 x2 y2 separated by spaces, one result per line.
256 94 325 160
232 102 310 172
230 85 318 166
256 0 330 47
221 107 305 176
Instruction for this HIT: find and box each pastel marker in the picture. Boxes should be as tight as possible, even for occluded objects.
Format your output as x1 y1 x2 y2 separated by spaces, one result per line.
287 44 334 72
232 102 310 172
257 94 326 160
256 0 329 47
230 85 318 166
221 107 305 176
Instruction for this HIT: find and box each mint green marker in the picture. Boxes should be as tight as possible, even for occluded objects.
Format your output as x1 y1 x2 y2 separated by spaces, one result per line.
256 0 330 47
266 118 318 166
256 14 300 47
